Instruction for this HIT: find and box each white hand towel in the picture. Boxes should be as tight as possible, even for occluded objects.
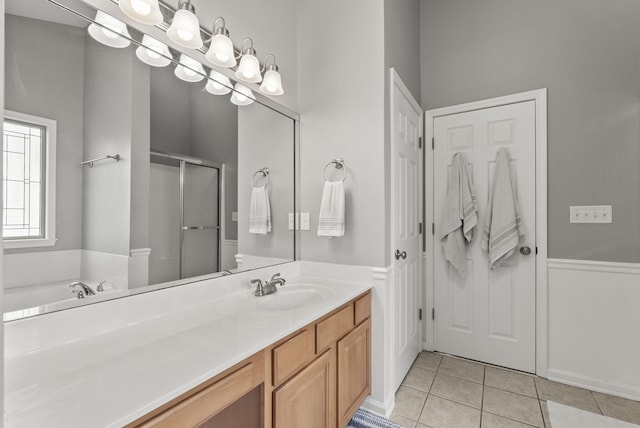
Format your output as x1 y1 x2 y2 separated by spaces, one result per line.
317 181 345 237
249 185 271 235
440 152 478 278
482 148 523 268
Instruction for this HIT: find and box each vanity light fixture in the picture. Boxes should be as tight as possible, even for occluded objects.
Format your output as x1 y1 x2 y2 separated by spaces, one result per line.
166 0 203 49
205 70 232 95
174 54 205 82
259 54 284 96
235 38 262 83
205 17 236 68
118 0 163 26
136 35 172 67
87 11 131 48
230 83 255 106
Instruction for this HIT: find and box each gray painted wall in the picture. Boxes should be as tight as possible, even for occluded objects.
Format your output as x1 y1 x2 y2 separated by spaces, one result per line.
4 15 85 254
1 0 6 415
297 0 387 267
237 103 294 261
82 38 133 256
421 0 640 263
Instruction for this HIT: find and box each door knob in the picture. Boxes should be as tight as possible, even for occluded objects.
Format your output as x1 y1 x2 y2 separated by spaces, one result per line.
520 246 532 256
395 249 407 260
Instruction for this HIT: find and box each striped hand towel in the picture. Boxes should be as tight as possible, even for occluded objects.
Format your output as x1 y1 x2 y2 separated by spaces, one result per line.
440 152 478 278
249 185 271 235
482 148 523 267
317 181 345 237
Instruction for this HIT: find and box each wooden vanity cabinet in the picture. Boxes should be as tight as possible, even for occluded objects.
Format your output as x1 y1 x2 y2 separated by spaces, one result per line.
127 290 371 428
271 291 371 428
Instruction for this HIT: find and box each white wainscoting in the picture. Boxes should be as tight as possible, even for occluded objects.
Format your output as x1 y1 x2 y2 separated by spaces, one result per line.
221 240 238 271
547 258 640 401
4 250 81 288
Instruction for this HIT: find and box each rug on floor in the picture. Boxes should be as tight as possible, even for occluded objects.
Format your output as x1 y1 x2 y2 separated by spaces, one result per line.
548 400 640 428
347 408 404 428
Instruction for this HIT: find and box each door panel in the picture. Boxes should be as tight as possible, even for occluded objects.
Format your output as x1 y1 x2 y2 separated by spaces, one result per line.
433 101 536 372
391 76 422 391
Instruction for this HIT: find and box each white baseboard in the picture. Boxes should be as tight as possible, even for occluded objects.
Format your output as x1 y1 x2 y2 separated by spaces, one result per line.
362 395 395 418
548 368 640 402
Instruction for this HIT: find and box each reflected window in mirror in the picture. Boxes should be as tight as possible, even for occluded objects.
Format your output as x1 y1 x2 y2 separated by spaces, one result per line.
2 111 57 249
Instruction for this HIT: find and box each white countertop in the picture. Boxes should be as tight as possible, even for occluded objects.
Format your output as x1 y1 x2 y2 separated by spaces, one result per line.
4 271 371 428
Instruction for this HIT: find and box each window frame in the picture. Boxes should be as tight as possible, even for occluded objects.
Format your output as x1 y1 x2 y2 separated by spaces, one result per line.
3 110 57 249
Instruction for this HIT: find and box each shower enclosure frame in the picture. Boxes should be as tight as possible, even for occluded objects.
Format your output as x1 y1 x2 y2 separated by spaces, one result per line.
150 150 225 279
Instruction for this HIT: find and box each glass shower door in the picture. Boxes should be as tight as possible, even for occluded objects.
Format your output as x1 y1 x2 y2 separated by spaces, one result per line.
181 162 220 278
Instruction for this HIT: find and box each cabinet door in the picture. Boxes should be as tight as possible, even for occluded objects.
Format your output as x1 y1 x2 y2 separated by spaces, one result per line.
337 319 371 427
273 349 336 428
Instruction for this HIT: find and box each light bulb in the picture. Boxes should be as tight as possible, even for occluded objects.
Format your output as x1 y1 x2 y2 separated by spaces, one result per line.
176 28 194 42
205 70 232 95
166 2 203 49
119 0 163 25
205 31 236 68
259 65 284 96
101 26 120 39
174 54 205 82
136 35 171 67
88 11 131 48
230 83 255 106
130 0 152 16
235 52 262 83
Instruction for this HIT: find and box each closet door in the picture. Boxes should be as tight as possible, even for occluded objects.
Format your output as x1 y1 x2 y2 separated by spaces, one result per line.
433 101 536 372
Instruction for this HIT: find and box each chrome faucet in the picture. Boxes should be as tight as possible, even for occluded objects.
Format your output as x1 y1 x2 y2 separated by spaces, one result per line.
252 273 286 297
69 281 96 297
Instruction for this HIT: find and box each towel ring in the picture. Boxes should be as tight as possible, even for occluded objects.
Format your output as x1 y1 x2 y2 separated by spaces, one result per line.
253 167 270 187
322 158 347 182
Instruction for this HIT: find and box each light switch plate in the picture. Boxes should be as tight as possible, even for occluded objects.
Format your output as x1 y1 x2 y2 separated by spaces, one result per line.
301 213 310 231
569 205 612 224
288 213 297 230
231 212 238 222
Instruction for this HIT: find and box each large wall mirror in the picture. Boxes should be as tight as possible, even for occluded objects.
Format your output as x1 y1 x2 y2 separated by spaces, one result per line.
3 0 299 320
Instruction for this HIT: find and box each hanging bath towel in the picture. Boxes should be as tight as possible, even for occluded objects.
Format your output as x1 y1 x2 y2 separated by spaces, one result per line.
249 185 271 234
317 181 345 237
440 152 478 278
482 148 524 268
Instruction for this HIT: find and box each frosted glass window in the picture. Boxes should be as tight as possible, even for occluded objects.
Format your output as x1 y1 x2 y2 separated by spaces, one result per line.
2 118 46 240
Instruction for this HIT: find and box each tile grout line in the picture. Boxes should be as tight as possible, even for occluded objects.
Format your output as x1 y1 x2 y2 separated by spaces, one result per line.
591 390 605 416
417 353 443 426
483 410 541 428
479 364 486 428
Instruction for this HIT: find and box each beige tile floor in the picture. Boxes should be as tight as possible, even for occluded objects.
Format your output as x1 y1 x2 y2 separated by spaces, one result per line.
390 352 640 428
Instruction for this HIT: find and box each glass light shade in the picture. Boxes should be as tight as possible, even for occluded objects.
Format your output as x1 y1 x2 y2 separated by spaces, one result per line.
205 33 237 68
230 83 255 106
174 54 205 82
135 35 171 67
205 70 232 95
166 6 203 49
87 11 131 49
119 0 163 25
259 69 284 96
235 53 262 83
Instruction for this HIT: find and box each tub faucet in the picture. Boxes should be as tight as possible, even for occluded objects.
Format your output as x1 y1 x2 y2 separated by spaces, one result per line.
69 281 96 297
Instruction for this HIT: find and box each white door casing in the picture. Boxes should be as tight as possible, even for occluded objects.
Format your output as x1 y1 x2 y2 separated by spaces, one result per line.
390 69 423 391
433 101 536 372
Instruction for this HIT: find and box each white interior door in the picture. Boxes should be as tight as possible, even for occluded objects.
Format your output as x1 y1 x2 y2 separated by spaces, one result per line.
391 70 422 390
433 101 536 373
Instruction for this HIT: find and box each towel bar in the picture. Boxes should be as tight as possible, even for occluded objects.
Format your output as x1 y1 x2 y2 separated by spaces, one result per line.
253 167 270 187
323 158 347 182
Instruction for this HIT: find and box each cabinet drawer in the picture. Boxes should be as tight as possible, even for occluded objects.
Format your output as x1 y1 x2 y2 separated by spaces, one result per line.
272 328 315 386
354 293 371 325
316 305 354 352
140 362 260 428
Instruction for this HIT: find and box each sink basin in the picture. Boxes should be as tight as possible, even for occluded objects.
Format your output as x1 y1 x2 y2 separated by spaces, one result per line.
256 284 334 311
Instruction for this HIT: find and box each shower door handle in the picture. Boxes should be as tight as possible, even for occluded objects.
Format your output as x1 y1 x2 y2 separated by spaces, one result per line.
181 226 220 230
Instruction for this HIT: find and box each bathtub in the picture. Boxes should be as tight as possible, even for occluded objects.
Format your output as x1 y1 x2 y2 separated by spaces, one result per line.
4 281 123 321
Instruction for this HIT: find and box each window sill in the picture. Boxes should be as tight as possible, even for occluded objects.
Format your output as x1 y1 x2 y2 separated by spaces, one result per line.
3 237 56 249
